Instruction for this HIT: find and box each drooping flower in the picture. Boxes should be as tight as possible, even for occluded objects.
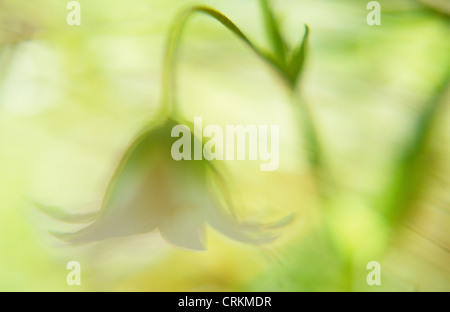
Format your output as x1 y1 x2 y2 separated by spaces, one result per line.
43 118 288 251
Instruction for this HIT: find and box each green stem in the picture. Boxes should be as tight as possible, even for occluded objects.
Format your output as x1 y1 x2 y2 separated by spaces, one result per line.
291 93 321 170
160 3 329 206
289 84 332 202
159 5 286 117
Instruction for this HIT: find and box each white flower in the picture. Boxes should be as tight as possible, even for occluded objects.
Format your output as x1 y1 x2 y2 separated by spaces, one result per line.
44 118 289 251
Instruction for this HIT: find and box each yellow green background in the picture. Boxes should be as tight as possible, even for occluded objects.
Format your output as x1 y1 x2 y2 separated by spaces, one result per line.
0 0 449 291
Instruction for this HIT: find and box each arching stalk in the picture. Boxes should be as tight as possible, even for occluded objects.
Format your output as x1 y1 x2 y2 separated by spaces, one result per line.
159 5 286 117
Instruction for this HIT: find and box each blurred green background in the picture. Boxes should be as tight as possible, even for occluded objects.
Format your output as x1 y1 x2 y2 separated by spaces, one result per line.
0 0 449 291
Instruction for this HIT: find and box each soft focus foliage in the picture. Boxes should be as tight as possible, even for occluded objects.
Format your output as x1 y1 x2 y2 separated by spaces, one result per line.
0 0 449 291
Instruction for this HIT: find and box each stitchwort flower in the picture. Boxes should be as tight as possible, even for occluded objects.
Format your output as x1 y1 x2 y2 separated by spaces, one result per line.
47 118 283 250
41 3 301 251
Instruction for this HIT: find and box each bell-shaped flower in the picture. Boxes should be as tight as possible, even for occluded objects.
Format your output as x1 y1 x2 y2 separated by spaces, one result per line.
41 118 289 251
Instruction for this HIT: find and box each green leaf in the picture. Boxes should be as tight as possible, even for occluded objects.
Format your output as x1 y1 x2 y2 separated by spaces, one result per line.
287 24 310 87
259 0 287 65
380 67 450 224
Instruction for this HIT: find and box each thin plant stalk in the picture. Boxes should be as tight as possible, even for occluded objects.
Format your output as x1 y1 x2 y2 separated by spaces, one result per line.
159 5 286 118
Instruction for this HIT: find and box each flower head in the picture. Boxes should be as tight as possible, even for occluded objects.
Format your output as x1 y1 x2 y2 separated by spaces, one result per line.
45 118 287 251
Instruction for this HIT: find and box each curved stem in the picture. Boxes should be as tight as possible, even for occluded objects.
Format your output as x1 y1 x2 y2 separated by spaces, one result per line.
159 5 286 117
160 4 329 196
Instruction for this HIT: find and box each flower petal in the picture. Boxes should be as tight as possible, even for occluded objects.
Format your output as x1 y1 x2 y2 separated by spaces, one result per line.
36 202 98 224
159 206 206 251
50 206 160 243
205 200 280 245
